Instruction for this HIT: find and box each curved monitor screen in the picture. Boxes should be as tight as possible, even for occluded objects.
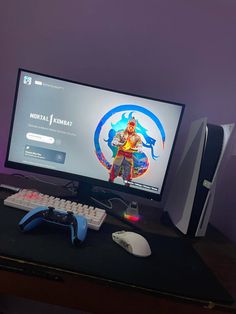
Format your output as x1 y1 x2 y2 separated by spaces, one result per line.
5 69 184 201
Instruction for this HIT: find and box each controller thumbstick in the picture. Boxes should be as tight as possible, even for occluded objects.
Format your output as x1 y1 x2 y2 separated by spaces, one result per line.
47 206 55 215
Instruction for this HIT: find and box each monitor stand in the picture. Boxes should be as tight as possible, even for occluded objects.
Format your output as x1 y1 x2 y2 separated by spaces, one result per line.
67 181 144 232
66 182 110 206
65 181 123 208
83 182 122 205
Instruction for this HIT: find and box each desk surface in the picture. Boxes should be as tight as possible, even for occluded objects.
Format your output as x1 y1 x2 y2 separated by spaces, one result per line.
0 173 235 314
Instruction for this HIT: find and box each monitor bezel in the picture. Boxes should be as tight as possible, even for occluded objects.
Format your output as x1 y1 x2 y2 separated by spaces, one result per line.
5 68 185 202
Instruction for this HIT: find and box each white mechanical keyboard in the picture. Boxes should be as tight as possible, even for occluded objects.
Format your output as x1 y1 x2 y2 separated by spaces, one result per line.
4 189 107 231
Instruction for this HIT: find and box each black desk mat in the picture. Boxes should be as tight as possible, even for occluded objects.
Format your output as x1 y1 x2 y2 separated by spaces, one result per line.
0 201 233 304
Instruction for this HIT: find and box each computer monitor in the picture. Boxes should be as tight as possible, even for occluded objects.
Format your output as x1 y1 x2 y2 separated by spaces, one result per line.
5 69 184 204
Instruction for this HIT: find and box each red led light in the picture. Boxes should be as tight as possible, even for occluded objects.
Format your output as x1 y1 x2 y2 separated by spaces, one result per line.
124 213 140 222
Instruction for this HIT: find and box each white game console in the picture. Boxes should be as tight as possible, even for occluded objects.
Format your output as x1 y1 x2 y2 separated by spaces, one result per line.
164 118 234 237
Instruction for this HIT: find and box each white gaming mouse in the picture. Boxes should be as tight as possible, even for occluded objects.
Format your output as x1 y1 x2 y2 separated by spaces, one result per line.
112 230 151 257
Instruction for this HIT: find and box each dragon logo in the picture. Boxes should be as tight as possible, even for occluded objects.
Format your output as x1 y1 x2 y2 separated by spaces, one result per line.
94 104 166 178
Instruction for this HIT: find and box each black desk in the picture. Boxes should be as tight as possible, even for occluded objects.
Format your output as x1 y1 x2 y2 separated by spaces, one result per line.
0 173 235 314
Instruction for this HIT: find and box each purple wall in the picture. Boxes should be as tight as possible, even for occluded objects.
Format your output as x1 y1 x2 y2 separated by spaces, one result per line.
0 0 235 242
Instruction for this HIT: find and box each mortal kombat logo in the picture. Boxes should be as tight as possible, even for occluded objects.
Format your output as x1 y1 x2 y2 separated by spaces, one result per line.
29 113 73 127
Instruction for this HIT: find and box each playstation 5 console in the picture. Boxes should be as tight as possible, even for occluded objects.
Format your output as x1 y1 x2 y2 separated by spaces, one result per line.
165 118 234 237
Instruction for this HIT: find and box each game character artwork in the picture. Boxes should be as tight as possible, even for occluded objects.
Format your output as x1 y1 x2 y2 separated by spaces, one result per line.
109 117 143 186
94 104 166 187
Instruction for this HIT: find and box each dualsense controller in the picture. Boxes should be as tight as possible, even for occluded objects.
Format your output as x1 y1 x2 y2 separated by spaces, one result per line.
19 206 88 245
